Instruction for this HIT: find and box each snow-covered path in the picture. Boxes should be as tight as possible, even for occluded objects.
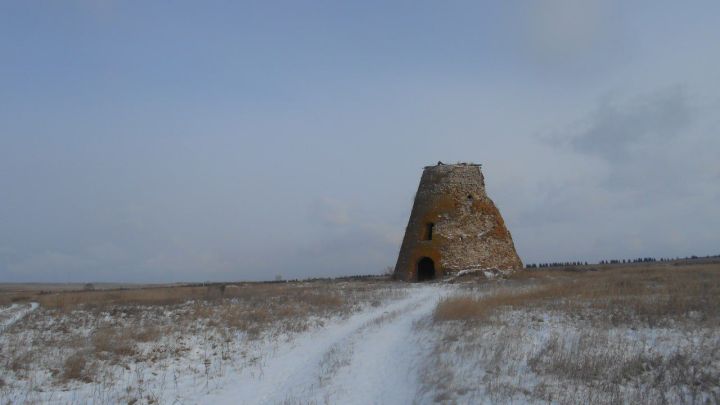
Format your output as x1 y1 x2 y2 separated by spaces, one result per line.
203 285 447 405
0 302 39 334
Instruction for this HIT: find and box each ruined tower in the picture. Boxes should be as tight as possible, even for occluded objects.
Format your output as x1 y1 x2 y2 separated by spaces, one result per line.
394 163 522 281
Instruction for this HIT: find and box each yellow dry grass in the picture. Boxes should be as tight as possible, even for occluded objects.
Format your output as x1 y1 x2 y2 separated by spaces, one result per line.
435 262 720 324
35 286 212 310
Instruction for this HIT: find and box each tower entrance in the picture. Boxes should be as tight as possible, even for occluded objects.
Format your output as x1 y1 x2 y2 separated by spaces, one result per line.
417 257 435 281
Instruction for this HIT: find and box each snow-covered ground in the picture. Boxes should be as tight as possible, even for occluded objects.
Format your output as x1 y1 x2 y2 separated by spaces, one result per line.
0 283 450 405
2 266 718 404
417 308 720 404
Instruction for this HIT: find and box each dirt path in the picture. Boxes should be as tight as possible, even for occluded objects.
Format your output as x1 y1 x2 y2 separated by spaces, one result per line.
203 285 447 404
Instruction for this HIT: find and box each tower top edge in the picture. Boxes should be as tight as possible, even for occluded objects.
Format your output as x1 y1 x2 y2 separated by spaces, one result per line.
422 161 482 170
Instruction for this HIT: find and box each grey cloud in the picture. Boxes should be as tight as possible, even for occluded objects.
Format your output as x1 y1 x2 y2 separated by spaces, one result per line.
515 85 719 264
571 86 692 161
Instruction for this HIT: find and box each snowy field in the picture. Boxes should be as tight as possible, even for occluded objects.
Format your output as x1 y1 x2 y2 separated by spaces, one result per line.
1 262 718 404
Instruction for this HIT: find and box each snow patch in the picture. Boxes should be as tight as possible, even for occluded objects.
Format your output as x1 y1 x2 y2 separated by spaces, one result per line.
443 267 513 282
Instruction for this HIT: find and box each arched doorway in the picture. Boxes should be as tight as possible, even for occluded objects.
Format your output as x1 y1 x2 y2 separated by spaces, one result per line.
417 257 435 281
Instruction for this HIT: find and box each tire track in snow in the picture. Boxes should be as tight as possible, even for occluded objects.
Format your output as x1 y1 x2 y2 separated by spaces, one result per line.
201 285 447 405
0 302 39 334
308 297 427 396
310 287 445 404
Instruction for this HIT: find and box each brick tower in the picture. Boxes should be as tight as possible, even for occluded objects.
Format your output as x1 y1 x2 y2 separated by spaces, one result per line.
394 163 522 281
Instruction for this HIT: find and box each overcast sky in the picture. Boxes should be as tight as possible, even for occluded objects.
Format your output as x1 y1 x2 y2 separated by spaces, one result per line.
1 1 719 282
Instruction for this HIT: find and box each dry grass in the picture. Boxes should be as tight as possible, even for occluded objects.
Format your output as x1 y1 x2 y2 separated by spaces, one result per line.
6 349 33 376
435 263 720 326
434 296 489 321
92 327 137 360
15 282 352 314
434 284 572 321
34 285 214 310
62 352 89 383
133 325 162 343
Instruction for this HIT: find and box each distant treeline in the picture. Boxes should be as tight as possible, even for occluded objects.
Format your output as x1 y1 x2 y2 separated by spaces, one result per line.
526 261 588 268
525 254 720 269
192 274 384 287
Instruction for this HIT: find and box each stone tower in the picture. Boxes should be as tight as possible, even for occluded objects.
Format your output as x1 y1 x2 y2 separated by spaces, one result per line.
394 163 522 281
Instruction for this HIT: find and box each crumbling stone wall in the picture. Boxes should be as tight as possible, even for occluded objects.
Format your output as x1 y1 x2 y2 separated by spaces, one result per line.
394 163 522 281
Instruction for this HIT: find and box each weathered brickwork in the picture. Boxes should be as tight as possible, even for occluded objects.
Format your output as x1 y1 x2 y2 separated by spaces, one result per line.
394 163 522 281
